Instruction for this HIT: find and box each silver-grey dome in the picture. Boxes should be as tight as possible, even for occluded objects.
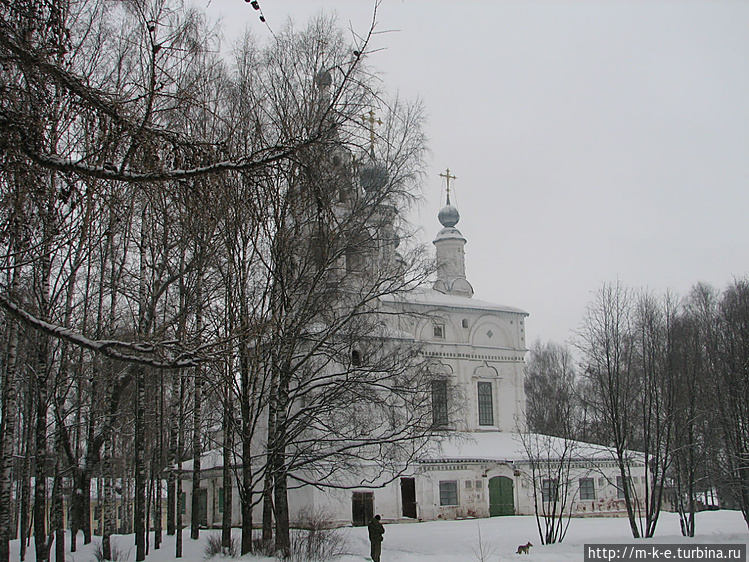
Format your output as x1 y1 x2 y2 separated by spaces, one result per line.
438 204 460 228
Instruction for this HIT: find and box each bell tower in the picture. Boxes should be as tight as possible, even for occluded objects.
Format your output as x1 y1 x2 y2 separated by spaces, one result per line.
432 169 474 298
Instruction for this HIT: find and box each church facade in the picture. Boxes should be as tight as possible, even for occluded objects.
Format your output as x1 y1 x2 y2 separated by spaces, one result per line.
181 177 645 528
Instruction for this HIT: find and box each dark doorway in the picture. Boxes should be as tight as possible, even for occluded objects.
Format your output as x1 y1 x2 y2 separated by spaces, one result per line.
488 476 515 516
195 488 208 527
351 492 374 526
400 478 417 518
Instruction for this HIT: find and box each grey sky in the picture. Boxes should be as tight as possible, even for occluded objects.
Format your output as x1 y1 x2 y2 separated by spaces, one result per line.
207 0 749 345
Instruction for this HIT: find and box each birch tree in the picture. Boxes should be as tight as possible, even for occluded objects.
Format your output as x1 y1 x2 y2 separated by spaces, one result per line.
576 281 642 538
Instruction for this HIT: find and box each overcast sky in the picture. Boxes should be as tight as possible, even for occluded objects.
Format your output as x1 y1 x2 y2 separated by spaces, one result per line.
205 0 749 346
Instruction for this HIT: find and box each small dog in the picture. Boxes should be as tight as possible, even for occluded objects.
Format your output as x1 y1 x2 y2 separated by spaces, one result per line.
516 541 533 554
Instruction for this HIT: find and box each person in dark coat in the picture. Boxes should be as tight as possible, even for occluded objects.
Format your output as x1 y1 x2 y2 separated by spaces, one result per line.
367 514 385 562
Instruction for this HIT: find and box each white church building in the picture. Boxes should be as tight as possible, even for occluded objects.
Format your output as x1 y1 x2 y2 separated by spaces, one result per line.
182 178 646 528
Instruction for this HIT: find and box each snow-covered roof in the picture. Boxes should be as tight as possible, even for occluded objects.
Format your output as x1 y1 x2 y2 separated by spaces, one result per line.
179 449 227 472
418 432 637 464
384 288 528 316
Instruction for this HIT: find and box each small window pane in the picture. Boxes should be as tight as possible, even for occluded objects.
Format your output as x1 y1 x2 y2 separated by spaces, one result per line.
439 481 458 506
433 323 445 339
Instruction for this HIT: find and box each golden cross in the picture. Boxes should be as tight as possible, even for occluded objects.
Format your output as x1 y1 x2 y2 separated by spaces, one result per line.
362 110 382 152
439 168 457 203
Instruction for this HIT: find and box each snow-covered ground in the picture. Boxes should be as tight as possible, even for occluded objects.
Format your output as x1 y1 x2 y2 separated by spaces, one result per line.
11 511 747 562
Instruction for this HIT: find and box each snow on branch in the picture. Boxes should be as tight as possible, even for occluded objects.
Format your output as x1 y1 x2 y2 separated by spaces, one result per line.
0 294 205 368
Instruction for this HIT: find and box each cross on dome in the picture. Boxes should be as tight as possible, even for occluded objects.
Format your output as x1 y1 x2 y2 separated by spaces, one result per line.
439 168 457 204
437 167 460 228
361 109 382 154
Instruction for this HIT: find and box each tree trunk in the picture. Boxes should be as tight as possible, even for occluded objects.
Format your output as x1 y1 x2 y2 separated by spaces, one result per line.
51 461 64 562
261 464 274 548
190 366 203 540
273 457 290 556
154 372 164 550
240 431 253 555
0 253 21 562
69 469 91 553
273 373 290 555
146 466 152 556
221 391 233 550
176 373 186 558
167 368 180 536
134 365 147 561
18 384 33 562
102 438 113 561
262 372 276 549
154 456 162 549
33 367 49 562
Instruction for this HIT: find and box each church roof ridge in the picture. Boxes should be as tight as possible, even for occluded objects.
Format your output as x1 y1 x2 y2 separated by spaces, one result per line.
385 288 528 316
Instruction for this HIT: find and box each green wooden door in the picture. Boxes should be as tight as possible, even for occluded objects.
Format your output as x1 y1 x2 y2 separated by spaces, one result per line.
489 476 514 516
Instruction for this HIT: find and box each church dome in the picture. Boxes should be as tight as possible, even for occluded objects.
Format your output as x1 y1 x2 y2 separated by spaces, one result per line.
359 160 389 191
438 204 460 228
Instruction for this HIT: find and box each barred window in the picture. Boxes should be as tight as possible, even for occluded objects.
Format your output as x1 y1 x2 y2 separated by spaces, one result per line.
477 382 494 426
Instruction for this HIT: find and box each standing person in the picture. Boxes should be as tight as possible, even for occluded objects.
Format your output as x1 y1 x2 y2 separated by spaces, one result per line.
367 514 385 562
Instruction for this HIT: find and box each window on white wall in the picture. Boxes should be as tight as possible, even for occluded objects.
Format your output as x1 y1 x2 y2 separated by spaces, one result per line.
579 478 595 500
439 481 459 506
477 381 494 426
433 323 445 339
351 349 362 366
541 479 559 503
431 379 449 429
617 476 632 499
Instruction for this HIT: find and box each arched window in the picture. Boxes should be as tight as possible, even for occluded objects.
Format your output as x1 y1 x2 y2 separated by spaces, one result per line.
351 349 362 367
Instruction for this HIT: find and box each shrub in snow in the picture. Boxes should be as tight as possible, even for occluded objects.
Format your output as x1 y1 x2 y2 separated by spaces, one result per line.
204 533 240 558
91 538 130 562
281 506 349 562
